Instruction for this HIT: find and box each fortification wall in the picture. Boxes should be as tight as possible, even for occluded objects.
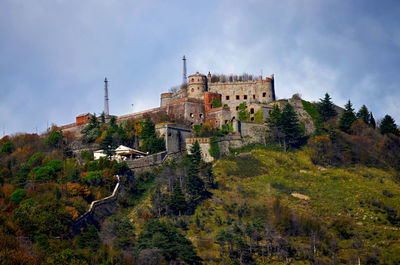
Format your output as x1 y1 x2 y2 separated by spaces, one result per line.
126 151 167 172
61 123 86 137
240 122 269 145
208 79 274 121
166 98 205 124
118 106 168 123
156 123 192 153
72 175 121 234
206 107 231 128
186 137 213 162
160 89 186 107
185 135 244 162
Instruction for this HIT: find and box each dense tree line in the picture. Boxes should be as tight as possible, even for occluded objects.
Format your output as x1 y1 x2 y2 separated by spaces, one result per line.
305 93 400 169
81 114 165 155
0 128 134 264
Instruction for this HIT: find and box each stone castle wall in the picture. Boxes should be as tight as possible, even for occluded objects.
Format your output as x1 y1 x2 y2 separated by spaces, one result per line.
72 175 121 234
156 123 192 153
208 78 274 121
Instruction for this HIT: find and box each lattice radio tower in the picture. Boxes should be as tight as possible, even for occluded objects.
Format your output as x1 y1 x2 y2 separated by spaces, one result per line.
104 77 109 116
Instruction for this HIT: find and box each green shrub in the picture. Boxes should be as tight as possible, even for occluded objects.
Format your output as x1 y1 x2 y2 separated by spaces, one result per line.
238 102 250 121
33 166 57 182
27 152 44 169
9 189 26 204
1 141 14 154
212 98 222 108
84 171 102 185
44 131 62 147
47 159 62 172
254 109 263 123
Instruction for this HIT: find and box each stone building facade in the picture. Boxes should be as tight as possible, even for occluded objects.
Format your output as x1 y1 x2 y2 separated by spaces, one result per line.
158 71 276 127
62 71 276 136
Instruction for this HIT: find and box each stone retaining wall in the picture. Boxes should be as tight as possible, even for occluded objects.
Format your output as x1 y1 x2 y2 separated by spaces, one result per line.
72 175 121 234
126 151 167 172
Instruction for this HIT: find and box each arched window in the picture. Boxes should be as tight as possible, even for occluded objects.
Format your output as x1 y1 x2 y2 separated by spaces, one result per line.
191 78 194 82
191 88 194 92
250 108 254 114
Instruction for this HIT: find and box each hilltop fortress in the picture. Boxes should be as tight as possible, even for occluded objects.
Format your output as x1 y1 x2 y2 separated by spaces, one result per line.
62 66 314 162
63 71 276 130
159 72 276 127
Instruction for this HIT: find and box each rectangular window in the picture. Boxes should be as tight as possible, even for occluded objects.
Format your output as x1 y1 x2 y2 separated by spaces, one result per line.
236 95 240 100
244 95 248 100
263 92 266 97
253 94 256 99
226 95 230 100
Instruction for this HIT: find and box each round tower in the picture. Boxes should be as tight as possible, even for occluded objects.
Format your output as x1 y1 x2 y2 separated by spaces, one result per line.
187 72 206 99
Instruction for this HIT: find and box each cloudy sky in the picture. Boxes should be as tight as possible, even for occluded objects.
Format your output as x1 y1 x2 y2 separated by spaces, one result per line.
1 0 399 135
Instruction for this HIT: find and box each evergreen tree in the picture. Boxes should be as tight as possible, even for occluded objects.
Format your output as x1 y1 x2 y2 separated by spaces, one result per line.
135 220 201 264
100 131 116 158
109 116 118 131
140 117 165 154
318 93 337 122
186 141 205 201
267 104 284 146
168 185 187 216
357 105 370 125
370 112 376 129
280 103 304 150
339 100 357 134
190 141 202 166
81 114 100 144
380 115 399 136
88 114 99 129
268 104 282 125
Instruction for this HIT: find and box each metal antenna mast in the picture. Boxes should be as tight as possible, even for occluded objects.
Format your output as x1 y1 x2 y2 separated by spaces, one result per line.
182 55 187 85
104 77 109 116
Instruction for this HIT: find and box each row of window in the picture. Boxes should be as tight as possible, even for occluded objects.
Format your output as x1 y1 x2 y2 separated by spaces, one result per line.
234 106 256 114
225 92 269 101
190 77 205 82
189 113 204 119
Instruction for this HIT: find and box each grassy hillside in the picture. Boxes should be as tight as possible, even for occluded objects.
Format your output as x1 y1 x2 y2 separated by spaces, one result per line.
128 147 400 264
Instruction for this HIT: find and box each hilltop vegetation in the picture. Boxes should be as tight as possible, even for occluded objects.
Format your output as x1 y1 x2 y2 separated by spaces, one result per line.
0 92 400 264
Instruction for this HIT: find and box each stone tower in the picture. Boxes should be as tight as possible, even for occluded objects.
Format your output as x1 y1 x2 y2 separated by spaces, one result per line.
187 72 206 99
